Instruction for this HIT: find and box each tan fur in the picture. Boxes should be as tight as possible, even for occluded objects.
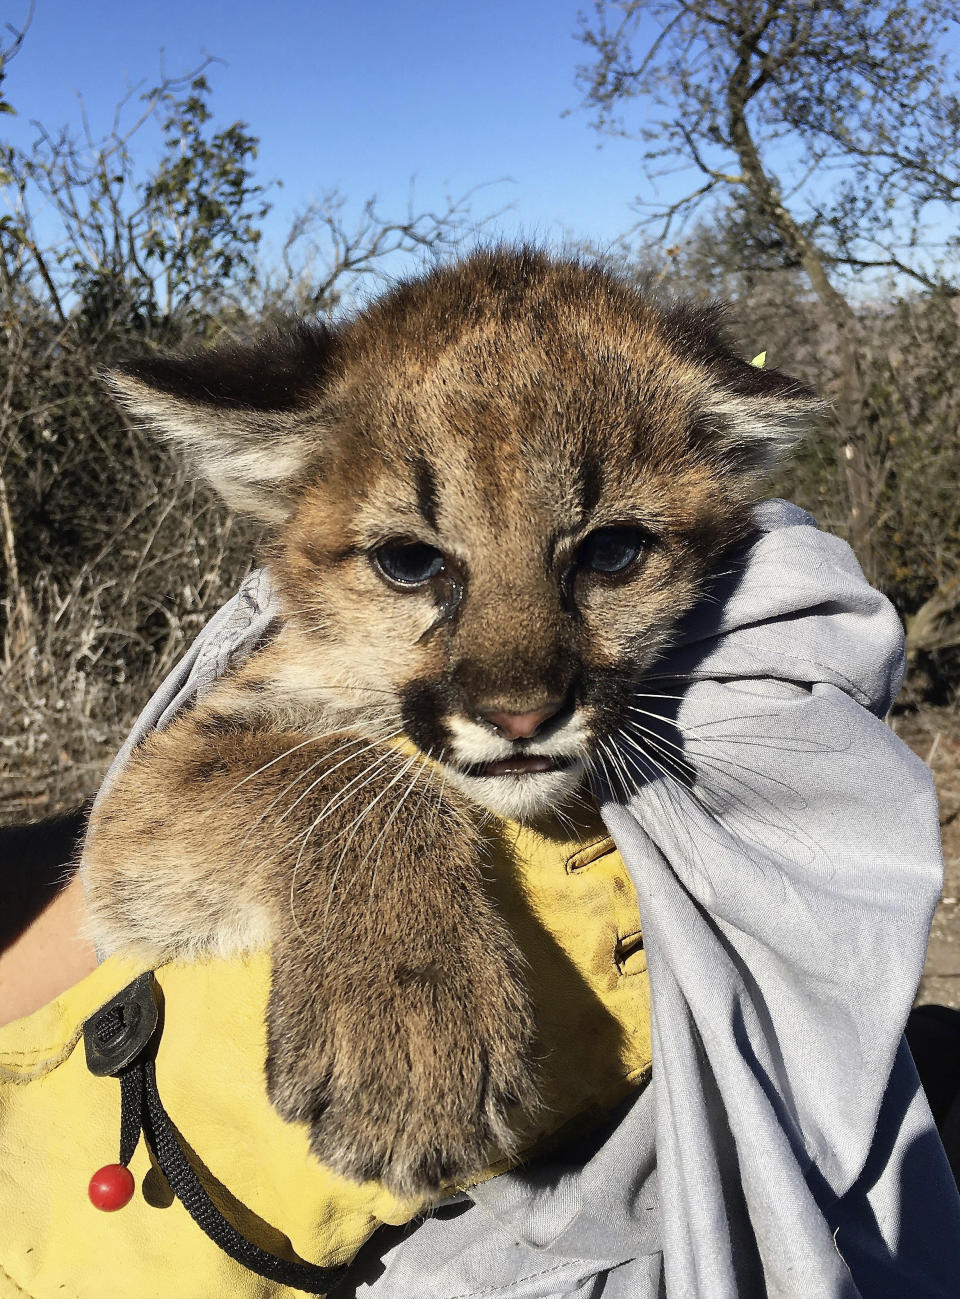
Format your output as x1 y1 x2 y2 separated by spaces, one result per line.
85 247 820 1194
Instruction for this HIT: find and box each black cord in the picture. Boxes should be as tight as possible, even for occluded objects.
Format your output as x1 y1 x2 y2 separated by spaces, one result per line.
91 1002 143 1166
89 984 350 1297
127 1057 350 1295
118 1066 142 1166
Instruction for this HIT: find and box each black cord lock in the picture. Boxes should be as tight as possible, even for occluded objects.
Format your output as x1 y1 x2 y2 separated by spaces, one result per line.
84 971 159 1077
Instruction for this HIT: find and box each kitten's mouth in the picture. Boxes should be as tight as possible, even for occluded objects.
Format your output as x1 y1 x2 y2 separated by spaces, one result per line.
458 754 577 779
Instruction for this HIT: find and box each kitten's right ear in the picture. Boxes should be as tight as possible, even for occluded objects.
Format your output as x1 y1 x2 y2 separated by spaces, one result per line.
107 322 335 524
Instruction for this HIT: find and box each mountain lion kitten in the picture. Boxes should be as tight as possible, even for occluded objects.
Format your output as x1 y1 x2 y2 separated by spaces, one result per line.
85 247 818 1196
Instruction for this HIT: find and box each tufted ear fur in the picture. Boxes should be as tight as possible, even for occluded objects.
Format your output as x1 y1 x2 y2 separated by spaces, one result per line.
107 322 336 523
666 302 825 477
700 357 825 477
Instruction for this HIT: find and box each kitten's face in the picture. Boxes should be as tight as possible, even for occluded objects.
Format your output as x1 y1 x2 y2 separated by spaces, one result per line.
110 249 818 819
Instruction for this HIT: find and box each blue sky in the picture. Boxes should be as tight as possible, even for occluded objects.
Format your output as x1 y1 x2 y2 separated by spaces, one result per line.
3 0 660 262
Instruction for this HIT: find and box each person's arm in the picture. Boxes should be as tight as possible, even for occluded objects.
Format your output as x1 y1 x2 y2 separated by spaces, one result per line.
0 808 98 1027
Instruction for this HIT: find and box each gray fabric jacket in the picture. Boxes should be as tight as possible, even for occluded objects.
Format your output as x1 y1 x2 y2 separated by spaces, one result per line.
88 501 960 1297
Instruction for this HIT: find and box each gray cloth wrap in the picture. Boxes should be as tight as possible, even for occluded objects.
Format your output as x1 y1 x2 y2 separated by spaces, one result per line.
83 502 960 1297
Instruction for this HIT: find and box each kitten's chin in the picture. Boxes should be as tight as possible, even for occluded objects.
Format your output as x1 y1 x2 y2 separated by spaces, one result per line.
446 758 587 821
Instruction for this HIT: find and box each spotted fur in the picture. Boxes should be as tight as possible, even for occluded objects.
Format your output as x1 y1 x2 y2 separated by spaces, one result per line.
87 247 820 1194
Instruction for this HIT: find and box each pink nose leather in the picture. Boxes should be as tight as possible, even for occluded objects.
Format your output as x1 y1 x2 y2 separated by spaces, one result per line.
481 704 561 740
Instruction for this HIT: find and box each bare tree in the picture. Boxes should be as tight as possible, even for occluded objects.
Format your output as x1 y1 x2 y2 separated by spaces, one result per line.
257 183 496 322
574 0 960 662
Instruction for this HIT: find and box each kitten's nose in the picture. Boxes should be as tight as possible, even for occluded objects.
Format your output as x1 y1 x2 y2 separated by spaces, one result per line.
480 703 563 741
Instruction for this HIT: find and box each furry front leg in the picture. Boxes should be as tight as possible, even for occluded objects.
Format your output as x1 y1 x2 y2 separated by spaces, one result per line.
265 788 540 1197
84 707 540 1194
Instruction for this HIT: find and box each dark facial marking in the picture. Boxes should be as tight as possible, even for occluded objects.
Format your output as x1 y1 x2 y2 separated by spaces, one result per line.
413 456 440 531
579 661 689 801
578 453 604 517
418 572 465 642
399 678 457 756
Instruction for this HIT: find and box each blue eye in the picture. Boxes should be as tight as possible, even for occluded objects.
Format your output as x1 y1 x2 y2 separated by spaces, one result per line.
374 542 445 587
576 526 646 575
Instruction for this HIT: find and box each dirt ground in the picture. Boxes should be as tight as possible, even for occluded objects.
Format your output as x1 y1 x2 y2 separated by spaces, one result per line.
895 708 960 1010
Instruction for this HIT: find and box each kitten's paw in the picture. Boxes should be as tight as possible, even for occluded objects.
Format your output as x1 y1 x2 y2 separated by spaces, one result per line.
265 954 539 1197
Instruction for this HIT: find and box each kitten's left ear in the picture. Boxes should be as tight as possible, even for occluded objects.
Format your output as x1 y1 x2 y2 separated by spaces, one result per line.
700 349 825 476
672 302 824 476
107 322 336 523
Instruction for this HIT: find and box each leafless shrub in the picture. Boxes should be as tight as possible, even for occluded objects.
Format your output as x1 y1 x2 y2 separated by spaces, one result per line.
0 33 487 820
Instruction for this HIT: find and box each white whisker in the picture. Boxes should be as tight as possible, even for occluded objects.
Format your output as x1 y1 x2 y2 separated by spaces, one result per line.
312 751 422 936
276 728 402 824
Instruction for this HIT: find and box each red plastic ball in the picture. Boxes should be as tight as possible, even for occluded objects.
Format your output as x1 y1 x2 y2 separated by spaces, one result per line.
88 1163 135 1211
